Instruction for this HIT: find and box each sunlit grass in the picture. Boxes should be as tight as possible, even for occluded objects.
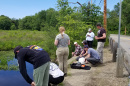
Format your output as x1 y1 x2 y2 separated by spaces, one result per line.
0 30 57 70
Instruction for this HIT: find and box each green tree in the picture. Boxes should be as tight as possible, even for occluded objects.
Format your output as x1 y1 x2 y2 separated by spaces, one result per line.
0 15 11 30
10 24 16 30
122 0 130 34
11 18 19 30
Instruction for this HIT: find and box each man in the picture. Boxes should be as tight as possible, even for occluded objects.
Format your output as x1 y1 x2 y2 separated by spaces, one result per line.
72 42 82 56
14 45 50 86
86 28 95 48
84 45 100 65
82 40 88 46
95 23 106 63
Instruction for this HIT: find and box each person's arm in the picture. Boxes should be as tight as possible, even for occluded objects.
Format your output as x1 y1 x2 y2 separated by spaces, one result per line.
54 40 58 46
68 40 70 45
91 32 95 38
79 50 84 57
74 46 79 56
83 51 88 56
18 51 33 84
95 33 106 40
85 54 90 59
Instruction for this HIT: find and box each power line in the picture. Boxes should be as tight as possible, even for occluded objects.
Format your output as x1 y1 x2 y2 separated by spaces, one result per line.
98 0 103 6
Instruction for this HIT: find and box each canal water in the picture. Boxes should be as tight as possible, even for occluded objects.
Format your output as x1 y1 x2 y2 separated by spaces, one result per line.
0 58 33 86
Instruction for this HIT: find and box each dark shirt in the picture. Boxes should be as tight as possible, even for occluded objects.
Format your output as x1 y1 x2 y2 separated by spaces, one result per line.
97 28 106 42
16 45 50 84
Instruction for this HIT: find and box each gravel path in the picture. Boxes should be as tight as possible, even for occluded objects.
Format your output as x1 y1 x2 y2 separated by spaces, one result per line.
63 48 129 86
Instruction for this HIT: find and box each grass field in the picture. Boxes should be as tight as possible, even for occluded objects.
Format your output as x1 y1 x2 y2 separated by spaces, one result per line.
0 30 57 70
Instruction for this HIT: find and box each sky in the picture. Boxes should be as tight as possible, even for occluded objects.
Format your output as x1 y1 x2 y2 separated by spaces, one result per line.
0 0 120 19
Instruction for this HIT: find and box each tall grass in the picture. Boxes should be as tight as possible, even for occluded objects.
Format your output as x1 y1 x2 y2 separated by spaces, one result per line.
0 30 57 70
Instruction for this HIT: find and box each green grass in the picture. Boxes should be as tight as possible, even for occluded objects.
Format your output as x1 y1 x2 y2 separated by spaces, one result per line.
0 30 58 70
0 50 15 70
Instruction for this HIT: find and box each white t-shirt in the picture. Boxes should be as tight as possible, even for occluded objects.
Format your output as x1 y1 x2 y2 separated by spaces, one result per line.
49 62 64 78
86 32 95 41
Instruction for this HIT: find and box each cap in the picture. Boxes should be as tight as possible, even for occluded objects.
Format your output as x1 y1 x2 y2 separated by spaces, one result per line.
88 28 91 31
74 42 77 44
84 45 89 48
14 46 23 58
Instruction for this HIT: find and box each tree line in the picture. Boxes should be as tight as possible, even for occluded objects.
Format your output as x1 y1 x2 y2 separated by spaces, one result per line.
0 0 129 34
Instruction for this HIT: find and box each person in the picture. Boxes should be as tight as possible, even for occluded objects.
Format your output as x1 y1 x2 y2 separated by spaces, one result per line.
75 40 88 61
14 45 50 86
72 42 82 56
82 40 88 46
95 23 106 63
86 28 95 48
76 47 88 61
84 45 100 66
49 62 64 86
54 26 70 76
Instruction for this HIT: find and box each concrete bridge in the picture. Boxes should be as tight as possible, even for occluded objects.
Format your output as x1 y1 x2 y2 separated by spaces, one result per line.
109 34 130 77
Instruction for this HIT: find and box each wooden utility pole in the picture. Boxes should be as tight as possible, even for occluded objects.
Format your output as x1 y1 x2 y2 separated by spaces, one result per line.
104 0 107 31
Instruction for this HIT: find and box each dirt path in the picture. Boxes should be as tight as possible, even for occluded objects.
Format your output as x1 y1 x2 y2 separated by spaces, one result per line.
63 48 129 86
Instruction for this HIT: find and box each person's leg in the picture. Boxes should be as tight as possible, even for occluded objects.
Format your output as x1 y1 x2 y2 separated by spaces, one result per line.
42 62 50 86
97 42 105 63
86 58 100 65
33 62 50 86
87 41 90 47
89 41 93 48
56 48 64 72
63 47 69 74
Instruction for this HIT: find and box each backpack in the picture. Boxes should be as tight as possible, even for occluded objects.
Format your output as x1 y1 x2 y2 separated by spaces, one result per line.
70 63 91 70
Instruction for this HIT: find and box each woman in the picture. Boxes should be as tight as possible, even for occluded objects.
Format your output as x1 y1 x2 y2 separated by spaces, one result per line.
54 26 70 76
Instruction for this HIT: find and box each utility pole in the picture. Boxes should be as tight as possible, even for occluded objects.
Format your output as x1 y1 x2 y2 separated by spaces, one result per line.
91 0 92 7
103 0 107 31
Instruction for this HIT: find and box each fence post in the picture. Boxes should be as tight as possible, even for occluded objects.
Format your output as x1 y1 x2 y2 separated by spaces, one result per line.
112 42 118 62
116 48 124 77
110 38 113 53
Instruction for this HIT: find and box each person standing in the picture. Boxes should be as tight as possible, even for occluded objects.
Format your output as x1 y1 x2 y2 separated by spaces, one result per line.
14 45 50 86
95 23 106 63
72 42 82 56
54 26 70 76
86 28 95 48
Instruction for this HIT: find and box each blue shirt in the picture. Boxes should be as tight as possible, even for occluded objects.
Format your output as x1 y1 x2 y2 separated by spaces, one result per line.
87 48 100 59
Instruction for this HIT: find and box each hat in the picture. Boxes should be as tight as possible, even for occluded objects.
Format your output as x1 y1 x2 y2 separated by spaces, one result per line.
74 42 77 44
88 28 91 31
84 45 89 48
14 46 23 58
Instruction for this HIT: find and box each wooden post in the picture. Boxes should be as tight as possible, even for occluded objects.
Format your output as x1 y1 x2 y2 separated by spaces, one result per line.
112 42 118 62
125 26 126 35
116 48 124 77
109 37 111 51
103 0 107 31
110 38 113 53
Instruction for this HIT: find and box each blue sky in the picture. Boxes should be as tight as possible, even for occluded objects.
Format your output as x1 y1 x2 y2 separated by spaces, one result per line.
0 0 120 19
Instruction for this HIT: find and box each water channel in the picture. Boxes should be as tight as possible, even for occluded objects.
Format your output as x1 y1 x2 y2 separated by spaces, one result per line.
0 58 33 86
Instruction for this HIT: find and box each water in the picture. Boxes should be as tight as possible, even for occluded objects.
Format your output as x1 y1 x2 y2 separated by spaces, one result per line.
0 58 33 86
